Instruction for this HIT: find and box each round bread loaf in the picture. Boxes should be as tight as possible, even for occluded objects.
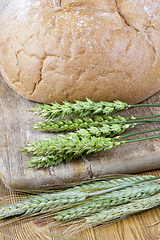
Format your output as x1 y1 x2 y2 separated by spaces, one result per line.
0 0 160 104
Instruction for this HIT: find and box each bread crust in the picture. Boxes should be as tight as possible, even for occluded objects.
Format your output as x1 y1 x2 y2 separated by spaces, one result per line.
0 0 160 104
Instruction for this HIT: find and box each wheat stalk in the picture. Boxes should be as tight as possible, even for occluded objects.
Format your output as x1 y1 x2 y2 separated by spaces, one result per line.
23 123 137 161
55 183 160 221
33 115 131 132
22 129 118 155
85 192 160 226
0 190 88 219
23 128 160 168
72 175 157 193
24 134 118 168
31 99 129 119
31 98 160 119
0 175 157 219
23 121 149 157
33 114 142 133
33 114 160 133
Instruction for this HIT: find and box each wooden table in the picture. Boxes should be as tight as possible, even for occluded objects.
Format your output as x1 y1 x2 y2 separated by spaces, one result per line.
0 170 160 240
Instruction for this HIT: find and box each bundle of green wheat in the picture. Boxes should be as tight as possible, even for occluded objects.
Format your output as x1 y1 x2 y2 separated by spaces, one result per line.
21 99 160 168
4 99 158 238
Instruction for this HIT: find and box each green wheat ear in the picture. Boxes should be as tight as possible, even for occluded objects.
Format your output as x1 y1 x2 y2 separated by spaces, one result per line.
33 115 130 132
55 183 160 221
31 98 129 119
0 175 158 219
23 128 160 169
31 98 160 120
85 192 160 226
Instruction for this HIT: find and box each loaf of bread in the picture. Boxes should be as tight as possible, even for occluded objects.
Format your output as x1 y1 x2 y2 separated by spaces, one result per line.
0 0 160 104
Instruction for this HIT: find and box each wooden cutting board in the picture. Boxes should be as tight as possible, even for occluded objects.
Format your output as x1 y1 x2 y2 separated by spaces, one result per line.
1 70 160 190
1 71 160 240
1 74 160 240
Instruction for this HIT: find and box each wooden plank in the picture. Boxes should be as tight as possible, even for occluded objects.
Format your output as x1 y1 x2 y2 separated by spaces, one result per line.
1 72 160 191
1 63 160 240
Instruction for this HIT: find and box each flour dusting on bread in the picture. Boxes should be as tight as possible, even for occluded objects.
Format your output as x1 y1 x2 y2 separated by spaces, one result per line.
0 0 160 104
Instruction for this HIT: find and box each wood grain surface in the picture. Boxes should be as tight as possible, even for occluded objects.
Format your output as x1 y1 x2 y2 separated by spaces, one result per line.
0 170 160 240
1 1 160 239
